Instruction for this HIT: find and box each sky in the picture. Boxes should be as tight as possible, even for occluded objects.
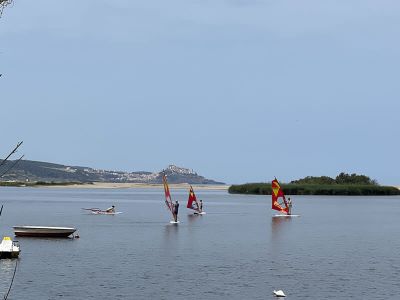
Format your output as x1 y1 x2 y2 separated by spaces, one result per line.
0 0 399 185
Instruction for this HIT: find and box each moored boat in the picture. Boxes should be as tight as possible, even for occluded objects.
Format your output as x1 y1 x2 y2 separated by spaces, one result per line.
13 226 76 238
0 236 20 259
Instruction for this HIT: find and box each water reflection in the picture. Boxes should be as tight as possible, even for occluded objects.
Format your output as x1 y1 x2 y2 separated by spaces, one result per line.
163 223 179 240
0 259 15 272
271 216 292 242
162 223 180 257
186 213 199 225
0 259 17 292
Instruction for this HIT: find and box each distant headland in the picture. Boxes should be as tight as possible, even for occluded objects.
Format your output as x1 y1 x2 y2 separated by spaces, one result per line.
229 173 400 196
0 160 225 185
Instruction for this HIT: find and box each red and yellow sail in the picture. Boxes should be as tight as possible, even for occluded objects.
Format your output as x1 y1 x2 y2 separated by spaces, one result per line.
187 186 200 212
163 174 174 216
272 178 289 214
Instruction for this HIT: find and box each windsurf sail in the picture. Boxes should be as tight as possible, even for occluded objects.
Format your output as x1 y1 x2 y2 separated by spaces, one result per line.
162 174 175 218
186 185 200 212
272 178 289 214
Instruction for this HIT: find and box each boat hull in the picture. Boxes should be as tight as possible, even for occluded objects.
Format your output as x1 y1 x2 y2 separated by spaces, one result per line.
0 251 19 259
13 226 76 238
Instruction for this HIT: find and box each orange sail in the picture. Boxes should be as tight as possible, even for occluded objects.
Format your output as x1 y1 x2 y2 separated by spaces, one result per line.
163 174 174 217
272 178 289 214
187 186 200 212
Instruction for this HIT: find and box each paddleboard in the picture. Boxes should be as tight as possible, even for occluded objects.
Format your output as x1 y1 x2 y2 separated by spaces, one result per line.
91 211 123 215
194 211 206 215
169 220 180 224
273 214 300 217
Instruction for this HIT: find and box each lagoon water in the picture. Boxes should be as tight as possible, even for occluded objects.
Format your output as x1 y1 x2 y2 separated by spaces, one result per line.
0 187 399 299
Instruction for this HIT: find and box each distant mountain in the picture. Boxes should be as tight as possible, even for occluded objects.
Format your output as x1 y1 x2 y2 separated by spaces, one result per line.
0 160 225 184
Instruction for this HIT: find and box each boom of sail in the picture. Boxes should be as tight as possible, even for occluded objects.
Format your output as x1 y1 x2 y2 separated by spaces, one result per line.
272 178 289 215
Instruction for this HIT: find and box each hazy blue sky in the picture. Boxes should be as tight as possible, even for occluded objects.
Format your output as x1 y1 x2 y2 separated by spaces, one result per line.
0 1 399 184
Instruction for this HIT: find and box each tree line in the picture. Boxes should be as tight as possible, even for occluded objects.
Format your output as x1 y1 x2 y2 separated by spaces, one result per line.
228 173 400 196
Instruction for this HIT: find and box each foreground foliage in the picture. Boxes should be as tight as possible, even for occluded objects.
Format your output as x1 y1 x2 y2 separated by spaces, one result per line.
291 172 378 185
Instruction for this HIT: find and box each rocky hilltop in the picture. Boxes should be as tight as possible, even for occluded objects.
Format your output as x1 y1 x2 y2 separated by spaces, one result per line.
0 160 224 184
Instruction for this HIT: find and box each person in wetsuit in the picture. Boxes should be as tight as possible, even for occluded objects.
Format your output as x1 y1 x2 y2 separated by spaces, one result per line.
199 199 203 212
173 201 179 222
105 205 115 213
287 198 292 215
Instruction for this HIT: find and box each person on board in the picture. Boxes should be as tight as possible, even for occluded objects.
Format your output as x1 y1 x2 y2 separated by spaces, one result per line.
287 198 292 215
199 199 203 212
173 200 179 222
105 205 115 213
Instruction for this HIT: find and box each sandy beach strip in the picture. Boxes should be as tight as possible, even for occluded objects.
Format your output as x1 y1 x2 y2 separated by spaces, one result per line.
39 182 229 191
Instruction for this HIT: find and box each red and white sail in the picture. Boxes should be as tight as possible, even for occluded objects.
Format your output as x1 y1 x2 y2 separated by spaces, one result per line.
272 178 289 214
187 185 200 212
163 174 175 218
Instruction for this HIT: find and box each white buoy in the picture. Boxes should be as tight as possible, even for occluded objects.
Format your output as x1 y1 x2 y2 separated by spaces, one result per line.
273 290 286 297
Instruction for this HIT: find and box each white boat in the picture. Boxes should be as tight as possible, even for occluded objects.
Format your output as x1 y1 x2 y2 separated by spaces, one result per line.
0 236 20 259
13 226 76 238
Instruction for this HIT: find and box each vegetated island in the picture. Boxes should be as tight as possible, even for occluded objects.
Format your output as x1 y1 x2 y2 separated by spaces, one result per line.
228 173 400 196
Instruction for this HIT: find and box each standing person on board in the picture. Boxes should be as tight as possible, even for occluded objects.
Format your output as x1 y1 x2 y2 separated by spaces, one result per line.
173 201 179 222
199 199 203 213
287 198 292 215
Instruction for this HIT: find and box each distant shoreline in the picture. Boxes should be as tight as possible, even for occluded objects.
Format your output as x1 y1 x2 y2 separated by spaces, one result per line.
0 181 229 191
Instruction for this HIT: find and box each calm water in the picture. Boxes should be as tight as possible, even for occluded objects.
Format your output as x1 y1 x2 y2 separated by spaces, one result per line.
0 187 399 299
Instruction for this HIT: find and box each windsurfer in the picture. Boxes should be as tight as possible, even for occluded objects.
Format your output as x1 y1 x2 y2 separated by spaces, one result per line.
105 205 115 213
199 199 203 212
287 198 292 215
173 201 179 222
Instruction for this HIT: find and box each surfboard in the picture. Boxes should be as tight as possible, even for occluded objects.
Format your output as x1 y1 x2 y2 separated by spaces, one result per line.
91 211 123 215
169 220 180 224
194 211 206 215
273 214 300 217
